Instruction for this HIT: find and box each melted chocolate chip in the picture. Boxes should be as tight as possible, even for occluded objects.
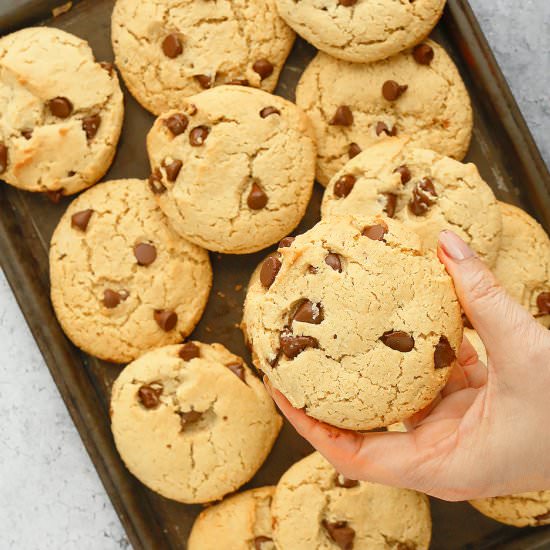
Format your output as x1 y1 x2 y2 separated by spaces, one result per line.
189 125 210 146
322 520 355 550
260 106 281 118
413 43 435 65
409 178 437 216
247 182 268 209
134 243 157 266
71 209 93 231
48 97 73 118
226 362 246 381
46 189 63 203
149 168 166 194
162 33 183 58
348 142 361 159
165 113 189 136
383 193 397 218
362 223 387 241
194 74 212 89
434 336 455 369
99 61 115 75
307 265 318 274
279 236 295 248
164 159 183 182
395 165 411 184
0 143 7 173
380 330 415 352
325 253 342 272
279 328 319 359
154 309 178 331
226 78 250 86
382 80 408 101
138 384 163 408
330 105 353 126
536 292 550 315
179 342 200 361
338 0 357 6
179 410 202 428
254 536 273 550
376 121 397 136
103 289 125 309
335 474 359 488
334 174 356 198
21 129 33 140
82 114 101 140
253 59 274 79
293 300 324 324
260 256 282 289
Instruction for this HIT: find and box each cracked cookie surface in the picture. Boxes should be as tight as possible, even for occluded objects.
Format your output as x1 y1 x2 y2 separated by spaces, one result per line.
243 215 462 430
276 0 444 64
146 85 317 254
110 343 282 503
111 0 295 115
49 179 212 363
322 139 502 266
0 27 123 195
272 452 432 549
494 202 550 327
295 40 472 186
188 486 276 549
470 491 550 528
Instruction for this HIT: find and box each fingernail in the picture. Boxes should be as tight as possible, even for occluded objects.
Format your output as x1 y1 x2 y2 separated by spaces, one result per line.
439 230 474 261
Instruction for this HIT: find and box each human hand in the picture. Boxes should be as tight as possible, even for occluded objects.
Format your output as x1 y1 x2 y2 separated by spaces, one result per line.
264 230 550 501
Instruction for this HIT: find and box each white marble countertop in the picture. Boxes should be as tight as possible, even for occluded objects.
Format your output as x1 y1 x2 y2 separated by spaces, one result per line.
1 1 549 548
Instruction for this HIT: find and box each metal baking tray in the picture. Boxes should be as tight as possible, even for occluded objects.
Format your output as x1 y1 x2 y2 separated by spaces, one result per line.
1 1 549 548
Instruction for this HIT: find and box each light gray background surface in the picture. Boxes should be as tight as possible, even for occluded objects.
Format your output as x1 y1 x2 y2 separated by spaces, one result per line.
0 1 549 548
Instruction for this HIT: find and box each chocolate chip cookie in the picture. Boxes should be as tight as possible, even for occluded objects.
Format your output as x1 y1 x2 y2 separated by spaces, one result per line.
272 452 432 549
111 0 295 115
146 86 316 254
322 138 502 266
49 179 212 363
494 202 550 327
243 215 462 430
0 27 123 195
110 343 282 503
188 486 276 549
296 40 473 185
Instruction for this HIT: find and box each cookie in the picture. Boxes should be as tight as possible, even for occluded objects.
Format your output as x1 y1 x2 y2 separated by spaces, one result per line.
272 452 432 549
0 27 123 195
276 0 444 64
321 138 502 266
146 86 316 254
464 328 487 364
49 179 212 363
111 0 295 115
494 202 550 327
243 215 462 430
470 492 550 528
110 343 282 503
188 486 276 549
296 41 473 186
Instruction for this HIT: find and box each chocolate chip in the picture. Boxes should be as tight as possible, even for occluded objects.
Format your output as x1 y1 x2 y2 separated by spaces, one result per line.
48 97 73 118
71 209 93 231
260 106 281 118
409 178 437 216
413 43 435 65
46 189 63 203
325 253 342 272
330 105 353 126
382 80 408 101
376 121 397 136
226 362 246 381
279 328 319 359
536 292 550 315
138 384 163 409
162 33 183 58
335 474 359 488
254 536 273 550
383 193 397 218
334 174 356 198
338 0 357 6
380 330 415 352
154 309 178 331
134 243 157 266
322 520 355 550
194 74 212 89
226 78 250 86
82 114 101 140
179 410 202 428
99 61 115 75
189 125 210 146
67 170 76 177
307 265 318 274
149 168 166 194
395 165 411 184
0 143 8 173
21 129 33 140
103 289 125 309
164 113 189 136
260 256 282 288
362 223 387 241
247 182 268 209
164 159 183 182
253 59 274 79
180 342 200 360
293 300 324 324
279 236 295 248
348 142 361 159
434 336 455 369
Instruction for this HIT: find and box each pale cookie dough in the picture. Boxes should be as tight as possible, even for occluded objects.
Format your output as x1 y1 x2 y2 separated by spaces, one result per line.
470 491 550 528
243 215 462 430
111 0 295 115
50 179 212 363
188 486 276 550
321 139 502 266
146 86 316 254
494 202 550 327
296 40 473 186
272 452 432 550
0 27 123 195
464 328 487 364
276 0 445 63
111 343 282 503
